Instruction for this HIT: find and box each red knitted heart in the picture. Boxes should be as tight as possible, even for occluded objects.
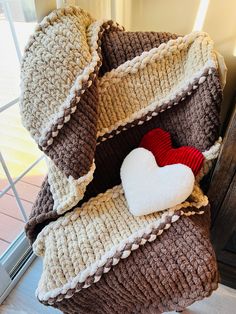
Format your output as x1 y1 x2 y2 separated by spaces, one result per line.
140 128 204 176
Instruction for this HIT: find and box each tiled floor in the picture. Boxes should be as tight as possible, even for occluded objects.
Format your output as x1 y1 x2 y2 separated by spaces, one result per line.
0 257 236 314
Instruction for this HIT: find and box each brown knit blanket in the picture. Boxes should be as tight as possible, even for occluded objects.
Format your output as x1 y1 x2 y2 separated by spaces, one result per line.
20 6 225 313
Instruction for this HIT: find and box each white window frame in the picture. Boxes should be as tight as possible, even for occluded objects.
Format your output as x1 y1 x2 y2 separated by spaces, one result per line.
0 233 35 304
0 0 57 303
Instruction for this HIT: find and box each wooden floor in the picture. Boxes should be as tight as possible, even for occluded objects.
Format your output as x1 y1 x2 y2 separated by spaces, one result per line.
0 103 47 256
0 258 236 314
0 175 44 256
0 71 46 257
0 17 45 257
0 77 47 257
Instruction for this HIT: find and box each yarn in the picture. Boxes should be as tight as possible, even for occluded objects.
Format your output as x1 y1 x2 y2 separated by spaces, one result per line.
44 210 217 314
120 148 195 216
33 184 208 304
19 6 224 313
140 128 204 176
23 15 223 242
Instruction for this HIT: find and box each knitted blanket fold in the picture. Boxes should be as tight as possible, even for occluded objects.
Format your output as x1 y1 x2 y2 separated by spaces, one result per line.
33 184 207 300
20 6 225 313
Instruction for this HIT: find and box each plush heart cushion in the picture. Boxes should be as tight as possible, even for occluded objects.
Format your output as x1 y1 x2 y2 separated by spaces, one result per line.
120 148 194 216
140 128 204 176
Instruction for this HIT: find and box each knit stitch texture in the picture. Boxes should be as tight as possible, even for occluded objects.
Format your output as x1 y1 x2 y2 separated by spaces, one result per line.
19 6 225 313
23 19 223 242
33 184 208 304
47 210 217 314
140 128 204 176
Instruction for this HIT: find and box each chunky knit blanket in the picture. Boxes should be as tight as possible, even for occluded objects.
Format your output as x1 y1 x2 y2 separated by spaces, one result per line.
20 6 226 314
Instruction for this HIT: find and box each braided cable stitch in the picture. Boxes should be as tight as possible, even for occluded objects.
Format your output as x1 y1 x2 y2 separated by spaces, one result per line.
20 6 222 208
99 32 213 87
97 67 216 142
96 31 218 139
43 207 207 305
33 184 208 303
20 6 123 151
18 6 223 312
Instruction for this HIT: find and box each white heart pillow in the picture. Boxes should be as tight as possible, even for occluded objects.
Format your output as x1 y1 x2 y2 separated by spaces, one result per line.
120 148 195 216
